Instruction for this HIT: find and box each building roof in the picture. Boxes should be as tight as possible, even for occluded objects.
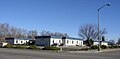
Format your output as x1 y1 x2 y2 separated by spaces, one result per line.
94 41 108 43
51 36 63 39
35 36 62 39
62 37 83 40
5 38 32 40
35 36 83 40
5 38 14 40
15 38 32 40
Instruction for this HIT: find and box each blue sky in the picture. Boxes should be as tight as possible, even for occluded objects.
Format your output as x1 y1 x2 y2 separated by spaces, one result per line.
0 0 120 40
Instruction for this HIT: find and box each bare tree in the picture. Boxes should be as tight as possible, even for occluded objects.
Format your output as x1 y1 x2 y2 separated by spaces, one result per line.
0 23 11 38
0 38 6 42
9 26 18 38
40 30 69 37
27 30 38 39
0 23 69 39
0 23 29 38
40 30 50 36
78 24 106 46
78 24 106 40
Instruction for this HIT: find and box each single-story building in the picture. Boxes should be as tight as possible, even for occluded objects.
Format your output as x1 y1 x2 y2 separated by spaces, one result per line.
93 41 108 46
0 42 8 47
28 40 35 45
35 36 83 46
35 36 62 46
62 37 83 46
5 38 32 45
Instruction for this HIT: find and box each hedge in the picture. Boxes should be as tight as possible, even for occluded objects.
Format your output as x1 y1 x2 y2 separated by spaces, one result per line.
91 45 98 49
14 45 27 49
101 45 107 49
42 46 60 50
27 45 37 49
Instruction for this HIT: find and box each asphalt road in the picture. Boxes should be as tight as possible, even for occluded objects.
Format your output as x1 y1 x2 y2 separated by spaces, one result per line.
0 48 120 59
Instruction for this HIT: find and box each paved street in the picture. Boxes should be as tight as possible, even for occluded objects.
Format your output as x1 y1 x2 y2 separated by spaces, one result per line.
0 48 120 59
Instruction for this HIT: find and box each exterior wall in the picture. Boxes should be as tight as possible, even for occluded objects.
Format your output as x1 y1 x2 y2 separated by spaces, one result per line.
0 42 8 47
101 42 108 46
93 41 108 46
35 38 50 46
34 36 83 46
64 39 83 46
14 39 29 44
5 38 30 45
50 38 62 45
5 39 14 44
93 42 99 46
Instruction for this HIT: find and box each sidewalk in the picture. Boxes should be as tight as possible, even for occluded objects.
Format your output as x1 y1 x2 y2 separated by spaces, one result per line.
67 48 120 53
101 48 120 52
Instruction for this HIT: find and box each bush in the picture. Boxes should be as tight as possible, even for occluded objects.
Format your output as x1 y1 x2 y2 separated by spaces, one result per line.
108 46 114 49
91 45 98 49
51 43 58 46
101 45 107 49
27 45 37 49
4 44 14 48
59 43 64 46
14 45 27 49
108 45 119 49
113 45 119 48
42 46 60 50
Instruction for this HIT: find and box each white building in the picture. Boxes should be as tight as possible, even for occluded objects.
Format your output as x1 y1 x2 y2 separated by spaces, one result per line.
62 37 83 46
35 36 83 46
5 38 32 45
0 42 8 47
93 41 108 46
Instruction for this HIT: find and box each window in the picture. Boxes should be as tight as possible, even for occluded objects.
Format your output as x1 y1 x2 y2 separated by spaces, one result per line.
67 40 69 44
16 40 18 43
72 41 74 44
59 40 61 43
41 39 44 41
81 42 82 44
21 41 23 43
53 40 54 43
26 41 28 43
77 41 78 44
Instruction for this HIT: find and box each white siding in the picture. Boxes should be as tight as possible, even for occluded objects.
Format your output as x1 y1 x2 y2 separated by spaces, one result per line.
14 39 29 44
50 38 62 45
64 39 83 46
93 42 99 46
93 41 108 46
101 42 108 46
0 42 8 47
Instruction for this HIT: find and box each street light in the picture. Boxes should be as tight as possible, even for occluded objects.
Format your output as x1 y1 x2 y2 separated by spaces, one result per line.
98 4 110 51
